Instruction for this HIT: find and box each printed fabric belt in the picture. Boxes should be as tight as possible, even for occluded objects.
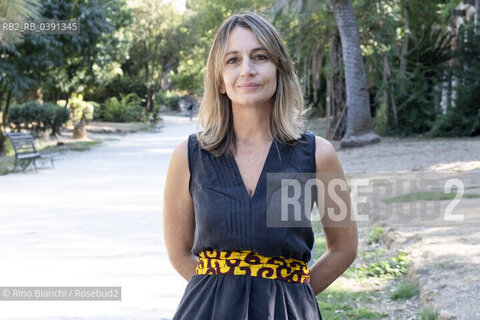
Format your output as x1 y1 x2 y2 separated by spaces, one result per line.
195 249 310 283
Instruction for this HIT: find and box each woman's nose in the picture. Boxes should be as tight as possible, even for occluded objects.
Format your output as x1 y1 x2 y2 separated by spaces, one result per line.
240 58 256 77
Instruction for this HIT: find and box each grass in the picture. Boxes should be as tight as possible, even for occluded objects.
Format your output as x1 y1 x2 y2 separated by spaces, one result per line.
390 278 418 300
384 190 480 203
418 306 439 320
313 229 393 319
39 140 101 153
366 226 384 244
317 285 387 319
0 156 15 175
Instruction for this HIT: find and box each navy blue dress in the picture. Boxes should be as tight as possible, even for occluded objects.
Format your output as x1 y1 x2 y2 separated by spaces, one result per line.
172 130 323 320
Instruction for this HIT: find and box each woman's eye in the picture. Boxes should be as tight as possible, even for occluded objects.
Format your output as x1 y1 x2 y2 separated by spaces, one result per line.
226 57 238 64
254 55 267 61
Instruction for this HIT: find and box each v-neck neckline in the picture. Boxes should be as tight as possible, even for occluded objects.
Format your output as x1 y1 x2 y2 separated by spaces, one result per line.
229 139 276 202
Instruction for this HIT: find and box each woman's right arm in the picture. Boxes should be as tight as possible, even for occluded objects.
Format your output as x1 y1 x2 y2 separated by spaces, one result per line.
163 138 197 282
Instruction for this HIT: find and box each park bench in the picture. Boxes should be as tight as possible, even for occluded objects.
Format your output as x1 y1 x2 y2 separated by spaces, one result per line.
5 132 56 171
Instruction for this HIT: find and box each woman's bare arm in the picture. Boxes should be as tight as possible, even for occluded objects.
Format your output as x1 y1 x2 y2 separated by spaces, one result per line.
163 138 197 281
309 136 358 295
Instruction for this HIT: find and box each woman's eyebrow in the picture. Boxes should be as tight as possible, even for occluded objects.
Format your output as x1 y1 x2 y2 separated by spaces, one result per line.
224 47 266 56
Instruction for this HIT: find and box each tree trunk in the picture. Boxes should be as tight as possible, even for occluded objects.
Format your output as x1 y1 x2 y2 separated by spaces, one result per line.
330 0 381 148
0 90 12 156
64 90 72 108
146 86 154 113
398 0 410 93
328 31 347 140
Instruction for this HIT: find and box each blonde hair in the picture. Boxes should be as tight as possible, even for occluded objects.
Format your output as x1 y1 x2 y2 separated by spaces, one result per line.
197 11 306 156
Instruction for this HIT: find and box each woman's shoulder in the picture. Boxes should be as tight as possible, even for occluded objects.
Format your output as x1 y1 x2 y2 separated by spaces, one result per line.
310 133 342 173
172 137 190 163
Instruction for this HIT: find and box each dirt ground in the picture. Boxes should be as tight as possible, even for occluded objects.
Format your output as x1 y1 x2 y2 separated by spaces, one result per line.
335 136 480 320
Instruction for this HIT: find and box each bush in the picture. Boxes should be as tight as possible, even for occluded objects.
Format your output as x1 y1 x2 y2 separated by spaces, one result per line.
85 75 147 106
101 93 145 122
8 102 71 137
57 93 95 124
156 90 180 111
366 226 384 244
51 105 71 136
8 102 54 137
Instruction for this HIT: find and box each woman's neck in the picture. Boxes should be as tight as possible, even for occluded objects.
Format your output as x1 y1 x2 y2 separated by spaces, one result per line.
231 102 273 144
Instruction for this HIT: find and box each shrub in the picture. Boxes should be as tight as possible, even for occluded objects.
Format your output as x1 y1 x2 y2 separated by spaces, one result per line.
418 306 439 320
156 90 180 111
390 278 418 300
8 102 55 137
57 93 95 124
102 93 145 122
366 226 384 244
51 105 71 136
8 102 71 137
358 251 409 278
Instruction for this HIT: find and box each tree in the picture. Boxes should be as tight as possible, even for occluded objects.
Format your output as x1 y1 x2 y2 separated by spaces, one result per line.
330 0 380 147
128 0 187 112
41 0 130 105
0 0 41 156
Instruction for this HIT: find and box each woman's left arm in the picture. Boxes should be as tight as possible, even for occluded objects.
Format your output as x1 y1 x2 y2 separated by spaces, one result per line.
309 136 358 296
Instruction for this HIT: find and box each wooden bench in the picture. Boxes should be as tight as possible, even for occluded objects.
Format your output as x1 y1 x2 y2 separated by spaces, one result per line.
5 132 56 171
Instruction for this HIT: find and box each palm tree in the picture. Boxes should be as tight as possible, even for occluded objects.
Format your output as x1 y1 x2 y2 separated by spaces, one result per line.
330 0 381 147
0 0 41 46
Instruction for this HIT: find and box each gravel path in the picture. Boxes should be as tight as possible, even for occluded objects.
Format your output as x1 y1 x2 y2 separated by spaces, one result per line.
336 136 480 320
0 115 195 320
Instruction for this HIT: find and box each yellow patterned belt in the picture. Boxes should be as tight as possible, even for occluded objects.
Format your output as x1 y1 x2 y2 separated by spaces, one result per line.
195 249 310 283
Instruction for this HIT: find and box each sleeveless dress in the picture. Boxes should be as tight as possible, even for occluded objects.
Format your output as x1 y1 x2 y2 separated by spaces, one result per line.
172 130 323 320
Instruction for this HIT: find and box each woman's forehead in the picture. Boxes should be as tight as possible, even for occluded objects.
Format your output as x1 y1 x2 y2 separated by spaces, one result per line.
225 27 265 53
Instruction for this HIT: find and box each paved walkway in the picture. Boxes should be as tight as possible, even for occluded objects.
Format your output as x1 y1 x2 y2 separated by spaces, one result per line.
0 115 197 319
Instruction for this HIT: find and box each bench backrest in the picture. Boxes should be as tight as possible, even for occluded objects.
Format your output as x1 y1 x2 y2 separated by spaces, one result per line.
5 132 38 156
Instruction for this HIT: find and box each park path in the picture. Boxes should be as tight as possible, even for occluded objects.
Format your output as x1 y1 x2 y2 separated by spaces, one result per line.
0 115 196 320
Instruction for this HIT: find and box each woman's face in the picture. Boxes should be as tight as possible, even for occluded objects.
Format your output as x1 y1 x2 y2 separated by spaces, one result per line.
220 27 277 109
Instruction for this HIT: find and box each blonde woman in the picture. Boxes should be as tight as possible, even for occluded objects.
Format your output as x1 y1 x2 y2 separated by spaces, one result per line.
164 12 357 319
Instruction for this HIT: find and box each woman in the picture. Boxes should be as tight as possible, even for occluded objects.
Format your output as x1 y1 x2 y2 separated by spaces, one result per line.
164 12 357 319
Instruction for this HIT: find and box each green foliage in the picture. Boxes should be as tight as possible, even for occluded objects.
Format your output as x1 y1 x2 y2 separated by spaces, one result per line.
51 105 71 136
7 101 69 137
8 102 54 137
86 75 147 107
429 25 480 137
366 226 384 244
57 93 95 124
317 286 386 319
357 251 409 278
101 93 145 122
39 0 132 94
390 278 418 300
156 90 180 111
170 58 205 95
0 0 41 46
